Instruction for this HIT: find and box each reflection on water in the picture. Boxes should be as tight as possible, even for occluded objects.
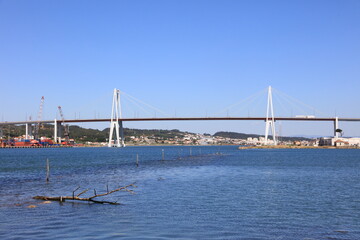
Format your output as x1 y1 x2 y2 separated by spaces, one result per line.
1 146 360 239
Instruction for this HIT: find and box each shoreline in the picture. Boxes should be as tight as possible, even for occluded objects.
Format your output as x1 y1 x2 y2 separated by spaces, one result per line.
2 144 359 149
0 145 73 149
238 145 360 149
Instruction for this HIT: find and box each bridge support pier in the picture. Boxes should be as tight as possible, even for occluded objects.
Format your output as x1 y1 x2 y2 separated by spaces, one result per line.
54 119 62 144
334 117 339 138
54 119 57 143
25 123 32 140
119 120 125 146
109 120 125 147
108 89 125 147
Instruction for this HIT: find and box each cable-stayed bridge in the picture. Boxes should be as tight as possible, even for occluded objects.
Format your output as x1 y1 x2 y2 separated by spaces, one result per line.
1 87 359 147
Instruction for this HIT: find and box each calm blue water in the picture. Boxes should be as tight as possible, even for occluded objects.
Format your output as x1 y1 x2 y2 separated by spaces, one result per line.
1 146 360 239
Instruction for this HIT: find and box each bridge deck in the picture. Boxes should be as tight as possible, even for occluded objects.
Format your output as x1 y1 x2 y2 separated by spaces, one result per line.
1 117 360 125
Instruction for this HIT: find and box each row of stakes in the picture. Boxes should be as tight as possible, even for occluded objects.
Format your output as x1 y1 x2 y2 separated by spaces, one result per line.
135 147 205 167
44 148 212 181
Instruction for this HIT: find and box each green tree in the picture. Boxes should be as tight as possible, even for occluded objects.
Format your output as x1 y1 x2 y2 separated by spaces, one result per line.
335 128 343 137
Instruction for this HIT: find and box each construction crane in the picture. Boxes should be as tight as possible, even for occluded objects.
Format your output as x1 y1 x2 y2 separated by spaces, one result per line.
34 96 44 139
57 106 70 144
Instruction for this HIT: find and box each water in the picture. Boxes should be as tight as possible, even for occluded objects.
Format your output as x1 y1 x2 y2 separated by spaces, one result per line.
1 146 360 239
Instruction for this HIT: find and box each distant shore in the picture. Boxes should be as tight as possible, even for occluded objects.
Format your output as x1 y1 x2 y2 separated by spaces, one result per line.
238 145 359 149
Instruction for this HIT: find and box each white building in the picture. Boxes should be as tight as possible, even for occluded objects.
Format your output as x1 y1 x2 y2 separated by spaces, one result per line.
319 137 360 147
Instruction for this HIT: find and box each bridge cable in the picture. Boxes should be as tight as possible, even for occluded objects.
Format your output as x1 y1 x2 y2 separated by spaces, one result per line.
272 88 326 116
214 87 268 116
121 93 154 117
121 91 170 117
272 92 293 117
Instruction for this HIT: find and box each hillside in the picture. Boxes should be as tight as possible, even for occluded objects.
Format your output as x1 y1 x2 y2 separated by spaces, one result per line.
213 131 311 141
1 124 311 142
0 124 188 143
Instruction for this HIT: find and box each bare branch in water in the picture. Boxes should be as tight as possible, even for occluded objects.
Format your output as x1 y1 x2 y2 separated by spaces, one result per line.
33 183 137 205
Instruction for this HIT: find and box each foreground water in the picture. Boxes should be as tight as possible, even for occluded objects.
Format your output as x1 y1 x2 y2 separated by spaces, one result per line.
0 146 360 239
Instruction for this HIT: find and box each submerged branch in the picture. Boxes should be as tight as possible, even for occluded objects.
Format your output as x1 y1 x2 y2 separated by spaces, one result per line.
33 183 136 205
76 188 89 197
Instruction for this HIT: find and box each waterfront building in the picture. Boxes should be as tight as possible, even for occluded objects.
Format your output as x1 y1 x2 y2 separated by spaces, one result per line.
319 137 360 147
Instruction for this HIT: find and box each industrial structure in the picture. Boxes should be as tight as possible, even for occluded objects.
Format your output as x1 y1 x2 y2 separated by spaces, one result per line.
34 96 44 139
57 106 72 145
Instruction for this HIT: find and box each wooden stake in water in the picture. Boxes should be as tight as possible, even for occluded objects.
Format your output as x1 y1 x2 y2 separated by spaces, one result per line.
162 149 164 161
190 147 192 156
136 154 139 167
46 158 50 182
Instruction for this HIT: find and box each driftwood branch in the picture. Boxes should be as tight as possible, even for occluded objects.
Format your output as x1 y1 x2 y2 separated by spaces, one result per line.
72 186 80 199
33 183 136 205
76 188 89 197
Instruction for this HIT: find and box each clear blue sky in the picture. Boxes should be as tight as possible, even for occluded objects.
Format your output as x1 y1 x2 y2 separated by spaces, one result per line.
1 0 360 136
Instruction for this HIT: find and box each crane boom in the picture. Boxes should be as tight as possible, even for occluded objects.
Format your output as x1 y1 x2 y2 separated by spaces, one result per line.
57 106 70 143
34 96 44 139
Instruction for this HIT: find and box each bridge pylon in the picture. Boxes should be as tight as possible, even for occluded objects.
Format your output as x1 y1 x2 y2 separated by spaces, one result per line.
264 86 277 145
108 89 125 147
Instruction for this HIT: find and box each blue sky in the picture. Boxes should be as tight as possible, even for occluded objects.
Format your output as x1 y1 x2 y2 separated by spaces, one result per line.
1 0 360 136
